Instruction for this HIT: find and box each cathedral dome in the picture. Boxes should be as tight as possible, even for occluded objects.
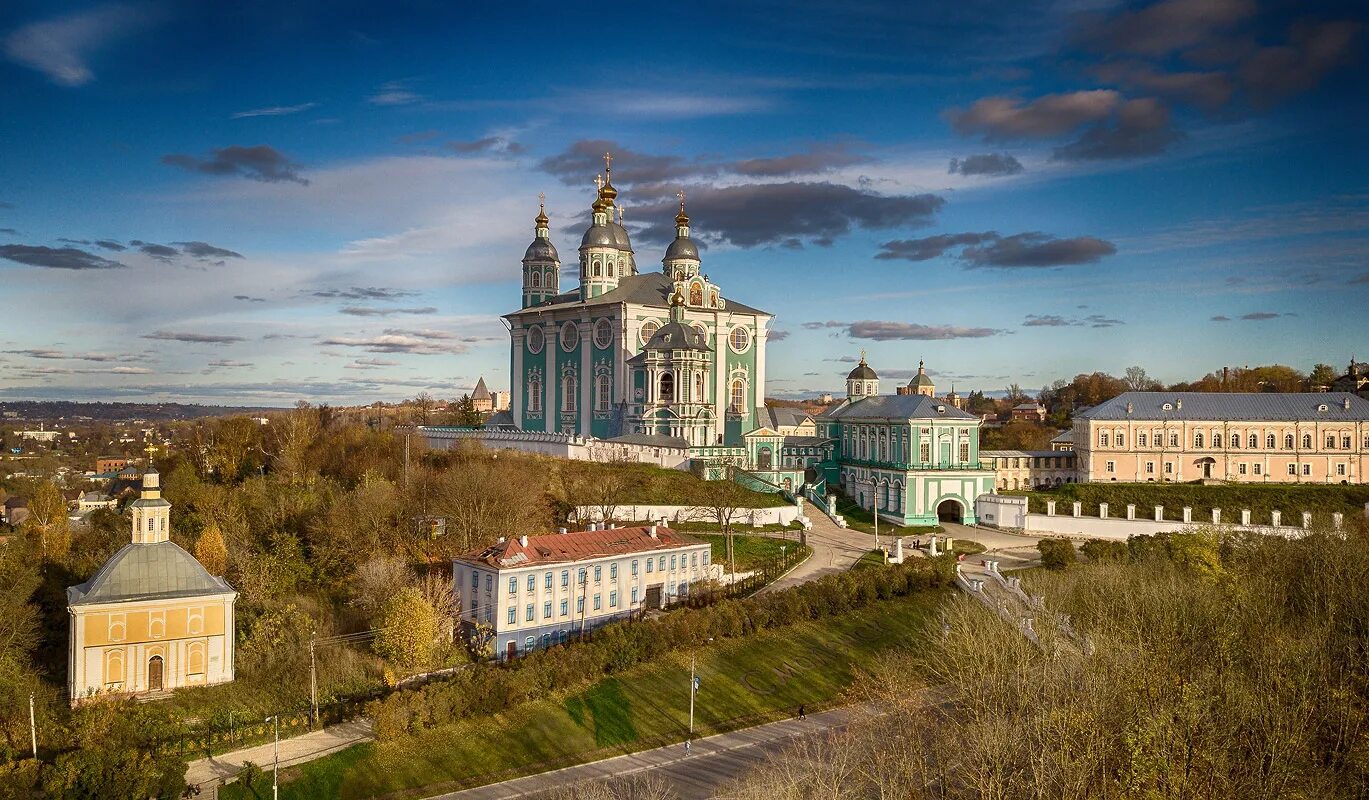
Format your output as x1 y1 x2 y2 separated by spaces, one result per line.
847 361 878 381
523 238 558 263
581 223 617 249
663 236 700 262
608 221 633 252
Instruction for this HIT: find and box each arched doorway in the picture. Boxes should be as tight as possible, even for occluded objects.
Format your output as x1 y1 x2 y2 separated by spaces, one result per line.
937 499 964 523
147 655 164 692
1197 457 1216 479
758 446 772 470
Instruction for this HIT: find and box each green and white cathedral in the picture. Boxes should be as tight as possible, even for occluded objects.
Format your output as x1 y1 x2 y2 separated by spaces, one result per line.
498 156 994 526
504 162 771 447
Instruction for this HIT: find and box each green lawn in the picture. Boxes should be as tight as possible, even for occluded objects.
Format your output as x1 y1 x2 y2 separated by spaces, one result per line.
223 591 946 800
831 492 943 538
607 462 790 508
853 549 887 570
692 533 810 571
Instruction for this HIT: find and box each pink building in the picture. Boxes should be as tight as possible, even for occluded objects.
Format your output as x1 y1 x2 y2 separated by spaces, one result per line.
1073 392 1369 484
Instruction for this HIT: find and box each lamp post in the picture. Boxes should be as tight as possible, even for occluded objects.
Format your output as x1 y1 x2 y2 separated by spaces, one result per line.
265 715 279 800
860 478 880 551
688 653 697 751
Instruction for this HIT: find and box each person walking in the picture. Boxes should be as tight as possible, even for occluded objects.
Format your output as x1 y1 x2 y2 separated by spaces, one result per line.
798 704 806 721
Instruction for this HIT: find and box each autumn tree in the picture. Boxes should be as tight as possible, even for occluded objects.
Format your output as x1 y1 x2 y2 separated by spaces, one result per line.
374 586 438 671
21 481 69 559
1123 365 1160 391
194 520 228 576
1309 362 1338 389
686 467 754 574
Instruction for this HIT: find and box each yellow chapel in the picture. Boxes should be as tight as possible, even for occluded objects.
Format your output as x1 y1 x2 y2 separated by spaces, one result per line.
66 467 237 702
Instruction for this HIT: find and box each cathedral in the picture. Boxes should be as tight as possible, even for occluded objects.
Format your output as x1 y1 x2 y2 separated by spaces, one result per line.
504 156 771 447
498 154 992 526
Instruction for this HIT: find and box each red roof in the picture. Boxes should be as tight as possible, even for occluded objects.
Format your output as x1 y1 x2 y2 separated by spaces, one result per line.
458 526 703 569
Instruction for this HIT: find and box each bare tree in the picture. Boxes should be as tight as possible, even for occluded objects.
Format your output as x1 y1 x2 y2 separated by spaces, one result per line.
685 466 753 576
1124 365 1160 392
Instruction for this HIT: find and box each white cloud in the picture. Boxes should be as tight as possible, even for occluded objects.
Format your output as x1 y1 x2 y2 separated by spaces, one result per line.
2 3 156 86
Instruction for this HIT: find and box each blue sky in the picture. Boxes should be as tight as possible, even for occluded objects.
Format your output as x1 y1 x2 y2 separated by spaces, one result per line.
1 0 1365 405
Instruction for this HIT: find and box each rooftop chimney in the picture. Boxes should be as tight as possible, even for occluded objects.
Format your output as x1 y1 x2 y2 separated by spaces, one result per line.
1345 397 1352 410
497 536 506 543
558 527 568 535
520 535 529 547
1176 399 1183 410
648 525 658 538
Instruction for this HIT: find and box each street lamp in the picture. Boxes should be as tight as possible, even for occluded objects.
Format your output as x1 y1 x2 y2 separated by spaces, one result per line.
688 638 713 752
265 715 279 800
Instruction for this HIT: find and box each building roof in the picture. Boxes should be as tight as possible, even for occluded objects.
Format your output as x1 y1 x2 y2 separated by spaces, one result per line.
1078 391 1369 422
67 541 235 606
606 433 690 448
641 320 711 352
663 235 700 262
472 377 491 401
819 393 978 422
506 272 769 318
981 449 1074 459
782 435 832 447
846 360 877 380
1013 402 1044 410
485 410 517 429
457 525 702 569
1050 430 1074 443
763 406 813 429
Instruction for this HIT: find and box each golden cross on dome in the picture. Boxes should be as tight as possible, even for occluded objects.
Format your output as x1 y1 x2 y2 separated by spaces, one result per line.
538 191 545 211
144 444 158 458
860 349 867 363
603 152 612 172
677 189 686 210
618 205 625 223
594 174 603 192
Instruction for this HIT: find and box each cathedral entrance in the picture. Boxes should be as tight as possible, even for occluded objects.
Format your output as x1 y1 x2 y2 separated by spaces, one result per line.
936 499 964 524
147 655 164 692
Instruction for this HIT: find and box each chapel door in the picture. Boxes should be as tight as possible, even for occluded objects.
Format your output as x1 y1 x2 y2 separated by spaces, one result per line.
148 655 164 691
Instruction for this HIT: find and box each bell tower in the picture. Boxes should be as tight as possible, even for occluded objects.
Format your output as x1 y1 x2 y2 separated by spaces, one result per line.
130 467 171 544
521 194 560 308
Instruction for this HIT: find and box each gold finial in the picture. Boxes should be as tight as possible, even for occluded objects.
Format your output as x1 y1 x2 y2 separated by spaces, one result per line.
535 192 548 226
144 443 158 459
618 205 624 224
603 151 612 173
860 349 867 364
675 189 689 226
594 174 604 192
678 189 686 210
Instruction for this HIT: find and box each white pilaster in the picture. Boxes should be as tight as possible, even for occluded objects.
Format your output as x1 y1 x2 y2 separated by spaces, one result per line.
545 327 556 432
511 327 524 422
580 316 592 434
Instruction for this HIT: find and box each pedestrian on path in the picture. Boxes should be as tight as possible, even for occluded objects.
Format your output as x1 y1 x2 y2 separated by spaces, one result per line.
685 739 691 755
798 704 806 721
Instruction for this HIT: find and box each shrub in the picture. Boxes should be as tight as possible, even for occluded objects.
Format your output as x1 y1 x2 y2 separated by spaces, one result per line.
1037 538 1077 570
1080 539 1127 562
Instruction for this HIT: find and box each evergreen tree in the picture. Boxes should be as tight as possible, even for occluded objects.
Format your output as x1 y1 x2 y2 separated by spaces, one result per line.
450 394 484 427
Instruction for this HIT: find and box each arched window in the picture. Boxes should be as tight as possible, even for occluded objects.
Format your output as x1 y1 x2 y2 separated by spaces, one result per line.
1266 433 1275 449
563 375 577 412
659 372 674 403
694 372 704 402
1213 433 1223 448
1194 432 1204 448
592 259 602 277
690 282 703 306
1302 433 1312 449
596 374 611 412
528 379 542 413
187 642 206 677
104 649 124 688
530 272 541 288
1248 433 1257 448
729 378 746 413
1285 433 1294 449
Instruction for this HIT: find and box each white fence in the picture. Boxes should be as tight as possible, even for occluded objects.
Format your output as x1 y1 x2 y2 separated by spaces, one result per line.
415 427 691 470
974 492 1344 541
575 503 804 527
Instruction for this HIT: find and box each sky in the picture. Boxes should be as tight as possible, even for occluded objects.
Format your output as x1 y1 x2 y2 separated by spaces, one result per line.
0 0 1366 406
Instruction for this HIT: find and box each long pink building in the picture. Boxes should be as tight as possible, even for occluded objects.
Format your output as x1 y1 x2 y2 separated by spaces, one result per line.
1073 392 1369 484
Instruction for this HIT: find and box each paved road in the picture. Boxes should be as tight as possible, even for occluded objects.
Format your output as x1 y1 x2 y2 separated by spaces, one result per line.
760 510 872 593
428 706 867 800
184 719 373 792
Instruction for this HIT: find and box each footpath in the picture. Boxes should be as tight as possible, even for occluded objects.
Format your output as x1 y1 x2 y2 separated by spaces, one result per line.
760 510 871 593
185 719 373 794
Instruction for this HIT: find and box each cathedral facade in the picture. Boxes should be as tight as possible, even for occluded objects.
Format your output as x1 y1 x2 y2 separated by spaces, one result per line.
504 160 771 447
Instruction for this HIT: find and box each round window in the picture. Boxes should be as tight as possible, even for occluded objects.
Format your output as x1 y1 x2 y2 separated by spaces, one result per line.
526 325 544 354
729 326 751 353
560 321 579 352
639 319 660 346
594 318 613 349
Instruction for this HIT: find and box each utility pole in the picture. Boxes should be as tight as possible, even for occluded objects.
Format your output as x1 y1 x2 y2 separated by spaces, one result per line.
403 431 411 490
28 693 36 759
265 714 279 800
309 631 318 728
688 654 697 750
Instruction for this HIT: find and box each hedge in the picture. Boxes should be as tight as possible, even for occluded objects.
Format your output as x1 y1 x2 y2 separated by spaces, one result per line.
1013 482 1369 523
366 558 953 740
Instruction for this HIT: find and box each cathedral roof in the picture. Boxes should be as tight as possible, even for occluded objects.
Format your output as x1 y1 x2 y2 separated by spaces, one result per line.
505 272 769 318
847 359 877 380
581 222 617 249
68 541 235 607
608 221 633 252
641 321 712 352
523 238 558 263
820 394 977 422
663 236 700 262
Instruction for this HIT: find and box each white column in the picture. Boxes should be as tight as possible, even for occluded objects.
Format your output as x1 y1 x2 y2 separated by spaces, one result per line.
754 317 768 416
714 313 727 443
580 317 591 435
511 328 524 423
545 329 556 432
